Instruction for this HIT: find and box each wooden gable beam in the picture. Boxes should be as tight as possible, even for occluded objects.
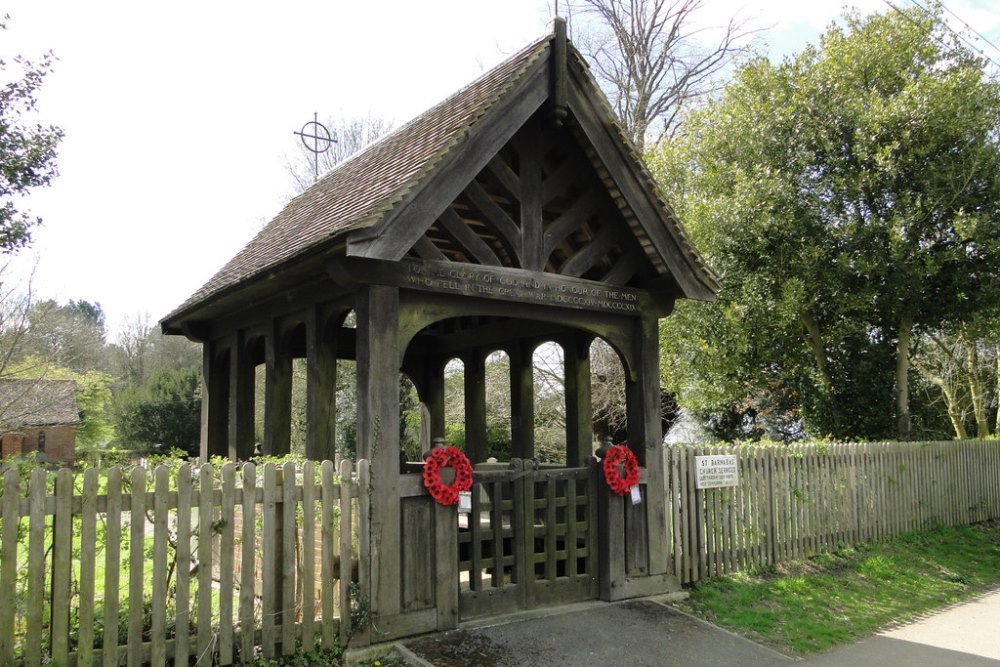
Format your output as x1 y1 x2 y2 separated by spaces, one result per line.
464 180 522 265
565 70 715 301
346 56 549 262
438 207 503 266
560 222 621 278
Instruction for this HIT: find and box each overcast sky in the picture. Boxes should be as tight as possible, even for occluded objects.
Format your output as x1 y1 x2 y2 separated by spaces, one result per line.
3 0 998 339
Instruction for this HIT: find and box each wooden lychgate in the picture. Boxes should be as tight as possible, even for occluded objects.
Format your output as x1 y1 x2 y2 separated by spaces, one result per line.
162 18 717 646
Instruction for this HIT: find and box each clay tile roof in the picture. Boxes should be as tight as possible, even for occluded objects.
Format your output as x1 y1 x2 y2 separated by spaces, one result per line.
166 35 551 322
0 379 80 429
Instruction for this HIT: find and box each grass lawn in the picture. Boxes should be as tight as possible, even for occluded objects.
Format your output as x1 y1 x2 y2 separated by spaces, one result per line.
677 521 1000 655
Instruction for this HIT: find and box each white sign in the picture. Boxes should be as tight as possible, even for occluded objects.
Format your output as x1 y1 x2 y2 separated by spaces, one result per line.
695 455 739 489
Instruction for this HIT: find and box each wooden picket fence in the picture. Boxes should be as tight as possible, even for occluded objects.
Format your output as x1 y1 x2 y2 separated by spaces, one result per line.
665 440 1000 584
0 459 365 666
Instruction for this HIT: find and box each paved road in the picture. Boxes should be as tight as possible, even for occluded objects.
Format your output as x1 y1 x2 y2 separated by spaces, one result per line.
799 589 1000 667
380 589 1000 667
399 598 792 667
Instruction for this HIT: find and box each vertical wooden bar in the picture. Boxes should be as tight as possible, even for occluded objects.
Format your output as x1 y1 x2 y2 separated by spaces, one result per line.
491 479 505 586
320 461 336 649
281 462 297 655
78 468 99 666
469 480 483 591
264 321 293 456
306 306 338 461
564 333 593 467
50 469 72 664
219 463 236 664
545 475 558 581
517 114 544 270
151 466 170 666
338 460 354 646
355 285 402 624
239 463 257 662
203 342 230 460
102 468 122 667
566 476 579 578
262 463 278 657
0 469 19 665
301 462 317 652
126 466 146 667
464 349 487 464
354 459 371 645
176 463 193 667
630 314 669 576
509 342 535 460
522 465 538 607
197 464 215 662
434 484 459 631
229 330 256 460
680 448 693 583
25 469 46 665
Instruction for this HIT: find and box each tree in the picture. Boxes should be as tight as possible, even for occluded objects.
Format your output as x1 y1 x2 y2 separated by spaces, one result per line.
652 8 1000 441
113 367 201 455
0 17 63 252
20 299 107 371
569 0 754 149
285 115 393 193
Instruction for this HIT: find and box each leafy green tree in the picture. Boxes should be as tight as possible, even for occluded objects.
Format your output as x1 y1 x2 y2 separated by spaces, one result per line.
0 18 63 252
113 367 201 455
652 8 1000 440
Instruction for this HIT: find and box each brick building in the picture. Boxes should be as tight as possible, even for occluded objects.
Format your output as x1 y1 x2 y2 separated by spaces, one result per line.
0 379 80 465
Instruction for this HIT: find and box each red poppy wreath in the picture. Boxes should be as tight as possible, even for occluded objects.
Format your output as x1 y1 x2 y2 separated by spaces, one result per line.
602 444 639 496
422 446 474 505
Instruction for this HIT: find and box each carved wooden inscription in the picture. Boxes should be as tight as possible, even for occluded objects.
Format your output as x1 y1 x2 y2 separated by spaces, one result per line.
402 260 641 314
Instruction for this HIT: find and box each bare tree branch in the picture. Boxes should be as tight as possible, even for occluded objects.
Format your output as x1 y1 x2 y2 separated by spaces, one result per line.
570 0 756 149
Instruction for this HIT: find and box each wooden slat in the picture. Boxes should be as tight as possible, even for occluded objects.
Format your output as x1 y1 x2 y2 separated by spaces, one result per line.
566 476 578 578
197 465 215 662
175 463 193 667
282 462 297 654
239 463 257 662
439 207 503 266
338 460 354 647
25 468 46 665
412 234 449 262
491 479 504 587
516 121 544 271
151 466 170 666
545 476 557 581
301 463 317 652
487 153 520 199
541 191 599 257
262 464 278 657
354 459 371 645
560 222 620 278
320 461 336 649
103 467 123 667
464 180 522 263
0 468 18 664
127 466 147 667
219 464 236 664
78 468 99 665
469 480 483 591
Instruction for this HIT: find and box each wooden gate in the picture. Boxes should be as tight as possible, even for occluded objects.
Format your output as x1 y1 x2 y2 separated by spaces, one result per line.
457 460 599 619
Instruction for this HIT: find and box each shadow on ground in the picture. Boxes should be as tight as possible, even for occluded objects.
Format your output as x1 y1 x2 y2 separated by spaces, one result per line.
401 599 792 667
